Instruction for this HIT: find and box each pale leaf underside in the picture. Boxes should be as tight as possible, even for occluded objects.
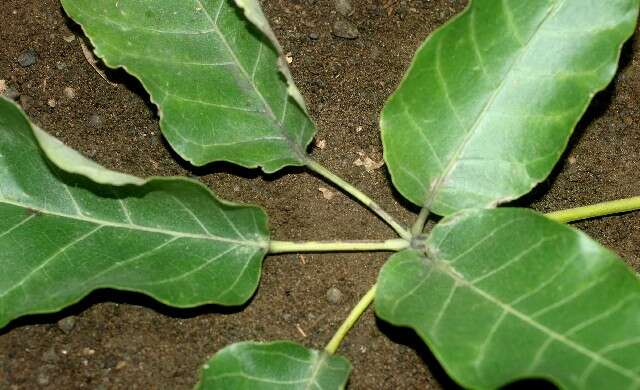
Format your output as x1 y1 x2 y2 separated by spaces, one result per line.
197 341 351 389
0 98 270 328
61 0 316 171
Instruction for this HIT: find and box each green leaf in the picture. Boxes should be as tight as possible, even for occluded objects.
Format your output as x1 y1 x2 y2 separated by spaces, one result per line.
0 98 270 328
376 208 640 389
197 341 351 389
381 0 639 215
60 0 315 172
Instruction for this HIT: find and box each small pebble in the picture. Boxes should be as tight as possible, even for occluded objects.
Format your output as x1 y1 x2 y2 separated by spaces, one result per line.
308 32 319 40
62 34 76 43
57 316 76 334
47 99 56 108
370 45 381 59
332 19 360 39
17 48 38 67
326 287 343 304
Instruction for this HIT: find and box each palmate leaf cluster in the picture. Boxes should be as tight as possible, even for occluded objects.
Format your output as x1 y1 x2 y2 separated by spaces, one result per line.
1 0 640 389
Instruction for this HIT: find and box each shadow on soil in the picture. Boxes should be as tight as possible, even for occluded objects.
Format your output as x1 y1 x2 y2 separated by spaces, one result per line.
0 288 251 337
376 318 559 389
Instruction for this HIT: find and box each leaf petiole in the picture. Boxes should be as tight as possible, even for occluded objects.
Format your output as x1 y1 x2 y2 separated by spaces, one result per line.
411 207 431 236
268 239 409 254
305 158 412 240
325 285 377 355
545 196 640 223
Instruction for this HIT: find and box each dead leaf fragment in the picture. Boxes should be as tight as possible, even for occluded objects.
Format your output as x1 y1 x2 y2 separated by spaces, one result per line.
295 324 307 337
353 152 385 172
63 87 76 99
0 80 6 95
80 42 118 86
382 0 398 16
362 157 384 172
318 187 335 200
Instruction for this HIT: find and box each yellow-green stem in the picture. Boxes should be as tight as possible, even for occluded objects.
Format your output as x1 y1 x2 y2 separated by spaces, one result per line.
412 207 430 236
269 239 409 254
306 159 412 240
545 196 640 223
322 196 640 356
325 285 377 355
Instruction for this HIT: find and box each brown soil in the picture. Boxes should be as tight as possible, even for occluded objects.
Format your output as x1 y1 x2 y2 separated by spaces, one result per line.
1 0 639 389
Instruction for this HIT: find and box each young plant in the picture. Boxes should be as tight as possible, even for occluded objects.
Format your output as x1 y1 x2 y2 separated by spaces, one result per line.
2 0 640 388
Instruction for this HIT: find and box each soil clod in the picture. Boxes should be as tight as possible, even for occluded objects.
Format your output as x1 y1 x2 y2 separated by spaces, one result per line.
332 19 359 39
18 94 33 110
41 347 60 363
335 0 353 17
89 113 103 128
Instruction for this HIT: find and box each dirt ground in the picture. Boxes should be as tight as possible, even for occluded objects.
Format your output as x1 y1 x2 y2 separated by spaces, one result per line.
1 0 639 389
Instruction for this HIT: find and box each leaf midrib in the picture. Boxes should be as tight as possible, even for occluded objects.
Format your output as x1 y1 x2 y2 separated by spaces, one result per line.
0 198 266 248
424 0 562 209
304 352 329 390
196 0 306 161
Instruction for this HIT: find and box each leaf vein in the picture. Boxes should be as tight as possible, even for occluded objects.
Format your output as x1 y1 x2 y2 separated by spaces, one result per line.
0 213 36 239
0 199 262 247
424 2 560 208
0 226 103 300
440 262 640 382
